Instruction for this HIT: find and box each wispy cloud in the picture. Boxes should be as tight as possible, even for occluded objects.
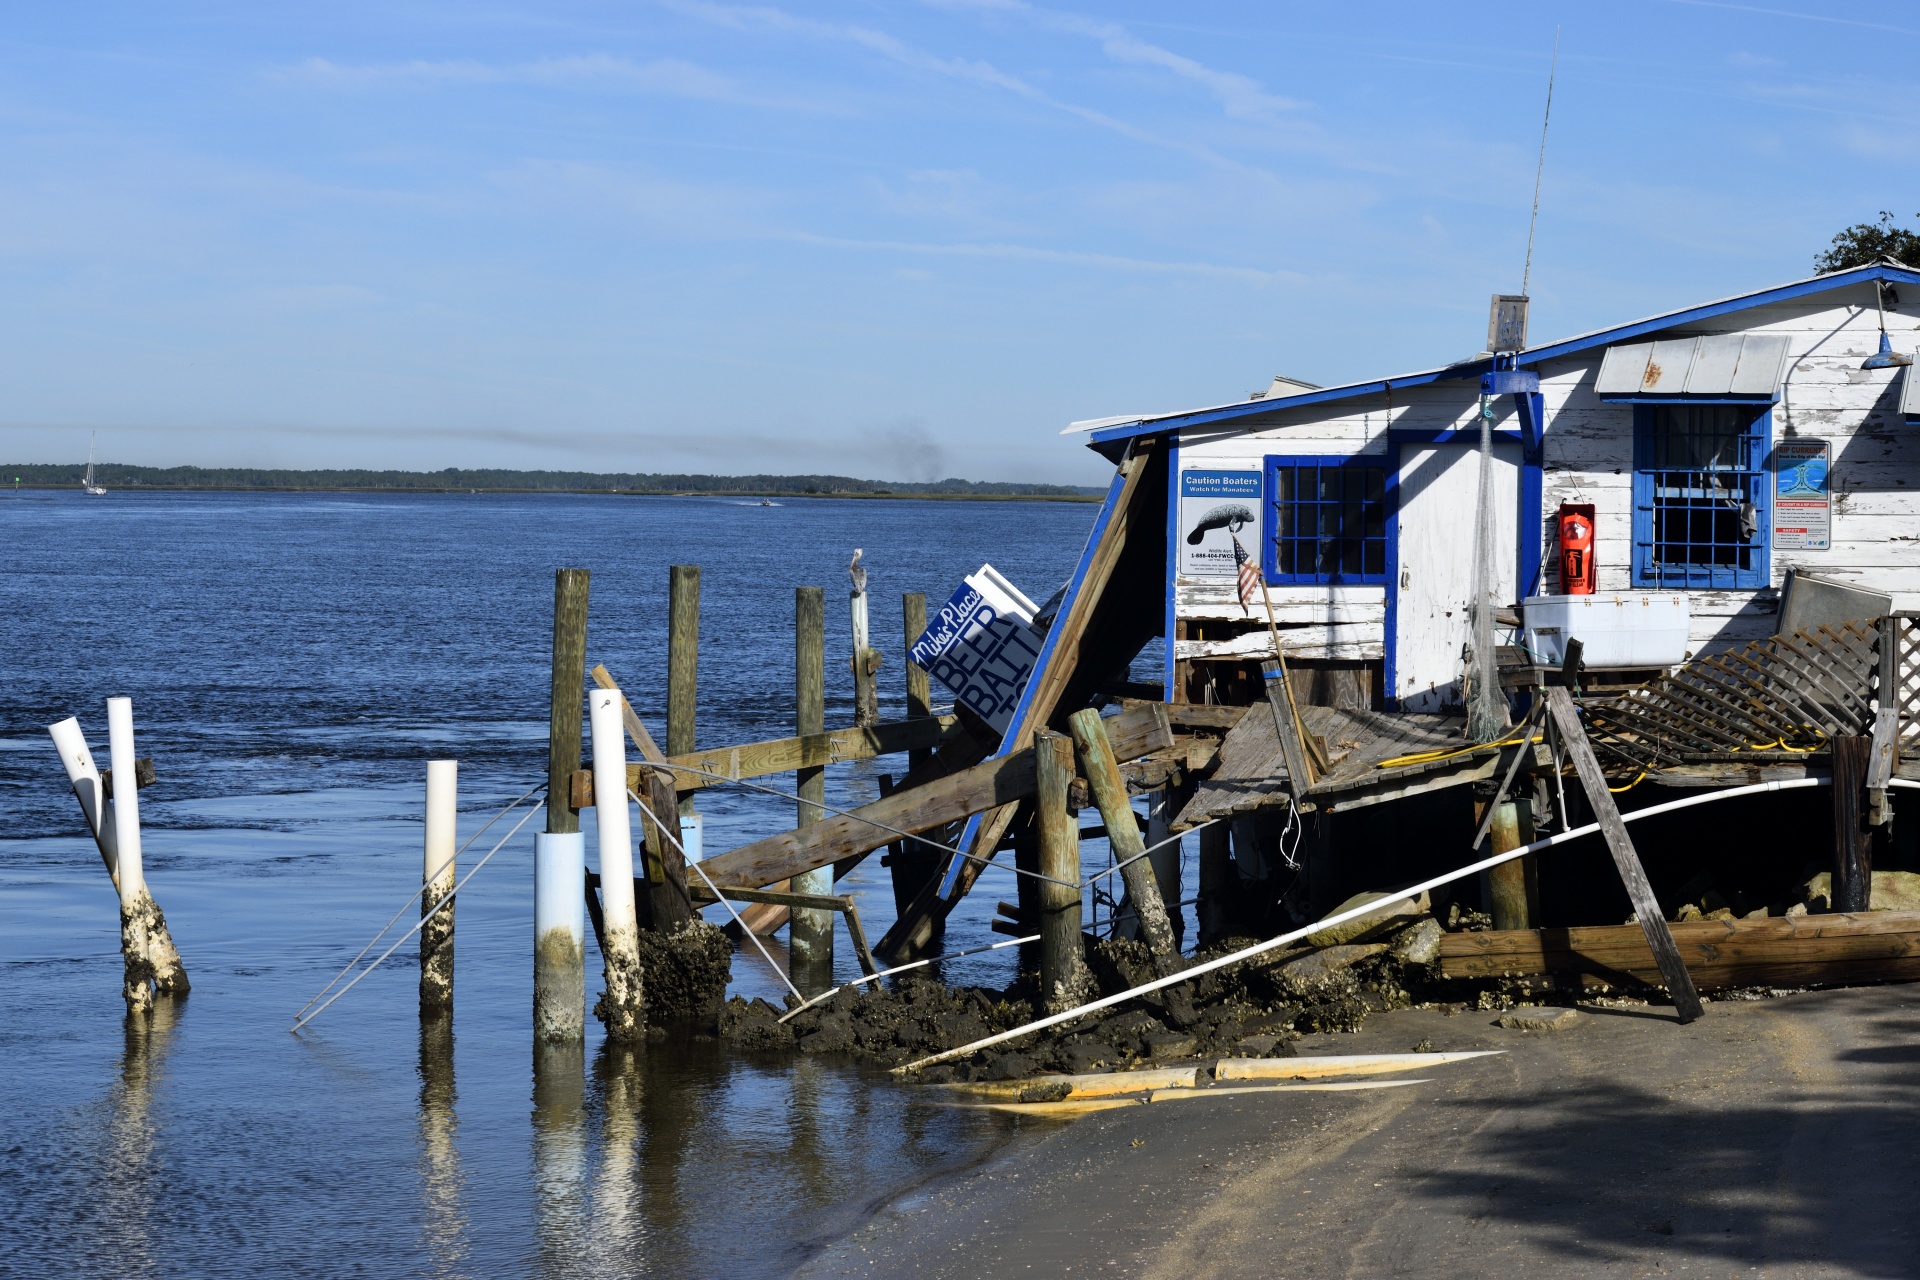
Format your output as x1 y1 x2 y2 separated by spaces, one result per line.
275 53 826 110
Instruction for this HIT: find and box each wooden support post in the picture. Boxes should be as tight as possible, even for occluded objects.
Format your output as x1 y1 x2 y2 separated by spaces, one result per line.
1067 708 1197 1025
588 688 645 1041
792 585 833 990
1012 803 1044 962
1035 731 1092 1013
1543 686 1702 1023
547 569 590 837
668 565 700 819
890 593 942 914
419 759 457 1015
1196 820 1234 948
1486 802 1530 931
1146 786 1184 948
1833 735 1874 913
850 557 879 729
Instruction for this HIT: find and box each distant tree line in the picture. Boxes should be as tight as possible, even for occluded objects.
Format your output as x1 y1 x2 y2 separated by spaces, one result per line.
2 462 1101 499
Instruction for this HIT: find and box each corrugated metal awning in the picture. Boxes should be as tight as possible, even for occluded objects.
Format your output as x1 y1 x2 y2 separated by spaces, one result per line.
1594 333 1791 400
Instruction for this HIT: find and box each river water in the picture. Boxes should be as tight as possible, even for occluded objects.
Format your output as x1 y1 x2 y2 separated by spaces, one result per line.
0 489 1102 1278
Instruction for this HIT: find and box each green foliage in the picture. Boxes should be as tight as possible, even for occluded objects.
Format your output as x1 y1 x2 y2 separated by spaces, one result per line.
1814 211 1920 273
1 462 1101 498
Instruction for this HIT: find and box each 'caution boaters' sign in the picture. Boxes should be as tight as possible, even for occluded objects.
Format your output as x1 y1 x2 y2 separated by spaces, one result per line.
1774 439 1830 552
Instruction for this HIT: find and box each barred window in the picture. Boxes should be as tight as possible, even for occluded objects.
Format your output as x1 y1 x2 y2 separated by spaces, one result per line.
1632 405 1771 589
1263 456 1389 585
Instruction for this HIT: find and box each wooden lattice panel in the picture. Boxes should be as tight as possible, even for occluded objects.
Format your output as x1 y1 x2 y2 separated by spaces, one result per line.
1577 618 1886 771
1896 613 1920 752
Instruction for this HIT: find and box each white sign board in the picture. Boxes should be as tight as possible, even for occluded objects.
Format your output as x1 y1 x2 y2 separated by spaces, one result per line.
1178 469 1263 577
1775 439 1830 552
908 565 1045 734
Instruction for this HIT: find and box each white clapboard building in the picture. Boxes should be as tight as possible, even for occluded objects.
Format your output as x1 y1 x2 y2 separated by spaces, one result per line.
1070 258 1920 713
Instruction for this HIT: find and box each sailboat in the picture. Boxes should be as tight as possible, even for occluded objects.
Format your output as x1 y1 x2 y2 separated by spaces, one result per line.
83 434 106 496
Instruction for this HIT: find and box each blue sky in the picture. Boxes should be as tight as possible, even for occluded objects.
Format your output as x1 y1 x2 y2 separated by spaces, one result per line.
2 1 1916 485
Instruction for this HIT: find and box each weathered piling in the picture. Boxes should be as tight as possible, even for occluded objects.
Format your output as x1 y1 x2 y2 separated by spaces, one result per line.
1833 735 1874 912
534 832 586 1041
106 697 160 1012
888 592 942 915
1196 821 1233 948
850 550 879 728
1035 731 1092 1012
547 569 590 837
793 586 834 989
588 689 646 1040
1067 708 1196 1025
46 716 187 995
1145 787 1183 947
1486 798 1538 930
668 565 702 863
420 760 458 1015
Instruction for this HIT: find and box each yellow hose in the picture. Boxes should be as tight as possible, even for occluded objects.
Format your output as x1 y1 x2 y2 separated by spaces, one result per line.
1374 732 1543 771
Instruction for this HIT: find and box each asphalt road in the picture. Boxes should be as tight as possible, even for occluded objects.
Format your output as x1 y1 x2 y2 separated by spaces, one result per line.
794 986 1920 1278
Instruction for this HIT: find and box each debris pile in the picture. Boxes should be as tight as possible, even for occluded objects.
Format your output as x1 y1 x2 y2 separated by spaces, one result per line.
720 917 1445 1080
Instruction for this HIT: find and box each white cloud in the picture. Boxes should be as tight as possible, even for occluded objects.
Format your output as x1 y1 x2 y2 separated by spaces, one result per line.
274 53 823 110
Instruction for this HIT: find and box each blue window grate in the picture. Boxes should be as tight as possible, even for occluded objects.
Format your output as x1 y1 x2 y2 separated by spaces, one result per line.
1263 456 1390 585
1632 405 1770 589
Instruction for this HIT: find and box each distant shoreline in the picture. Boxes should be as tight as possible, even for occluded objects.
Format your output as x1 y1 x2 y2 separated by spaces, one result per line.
2 463 1104 502
2 482 1099 503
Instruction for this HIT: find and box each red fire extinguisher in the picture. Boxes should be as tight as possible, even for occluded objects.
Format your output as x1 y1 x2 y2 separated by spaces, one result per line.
1558 503 1596 595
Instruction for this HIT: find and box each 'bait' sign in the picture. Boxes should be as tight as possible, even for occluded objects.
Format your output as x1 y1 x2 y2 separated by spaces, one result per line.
909 566 1045 734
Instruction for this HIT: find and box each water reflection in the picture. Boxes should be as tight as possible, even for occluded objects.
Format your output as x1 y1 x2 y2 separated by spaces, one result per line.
417 1013 469 1278
532 1041 589 1279
589 1043 650 1274
99 1000 178 1276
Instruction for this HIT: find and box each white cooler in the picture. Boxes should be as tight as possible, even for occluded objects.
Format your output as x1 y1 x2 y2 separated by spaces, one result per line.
1522 593 1690 668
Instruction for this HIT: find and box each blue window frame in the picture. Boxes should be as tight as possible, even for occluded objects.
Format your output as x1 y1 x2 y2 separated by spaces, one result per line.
1263 454 1390 585
1631 404 1771 589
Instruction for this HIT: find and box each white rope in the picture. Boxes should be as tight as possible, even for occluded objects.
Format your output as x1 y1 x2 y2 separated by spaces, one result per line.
897 775 1851 1073
775 933 1040 1024
293 780 545 1023
291 794 543 1033
626 785 803 1003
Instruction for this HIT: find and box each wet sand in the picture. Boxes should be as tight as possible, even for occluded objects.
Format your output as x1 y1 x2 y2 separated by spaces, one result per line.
798 984 1920 1278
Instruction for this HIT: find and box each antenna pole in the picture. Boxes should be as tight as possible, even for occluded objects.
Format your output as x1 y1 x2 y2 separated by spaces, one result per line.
1521 28 1559 298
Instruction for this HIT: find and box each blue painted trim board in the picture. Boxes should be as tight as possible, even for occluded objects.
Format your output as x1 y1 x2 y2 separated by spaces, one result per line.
1382 443 1402 709
1165 437 1180 699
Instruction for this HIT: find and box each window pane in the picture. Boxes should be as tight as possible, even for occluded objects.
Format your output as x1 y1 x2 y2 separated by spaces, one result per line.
1364 541 1385 576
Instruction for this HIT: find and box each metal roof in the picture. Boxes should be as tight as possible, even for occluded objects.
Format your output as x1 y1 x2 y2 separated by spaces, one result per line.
1074 261 1920 458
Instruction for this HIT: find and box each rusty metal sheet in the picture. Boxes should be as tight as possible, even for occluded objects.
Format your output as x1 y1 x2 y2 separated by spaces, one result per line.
1639 338 1699 393
1595 341 1652 396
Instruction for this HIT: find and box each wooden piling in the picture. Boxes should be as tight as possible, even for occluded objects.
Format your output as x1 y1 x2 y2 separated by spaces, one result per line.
588 688 646 1040
1146 787 1184 948
1486 801 1531 931
792 586 833 987
1833 735 1874 913
668 566 699 815
420 760 457 1015
547 569 590 837
1196 820 1233 948
850 553 879 728
887 592 942 915
1035 731 1091 1012
1067 708 1197 1025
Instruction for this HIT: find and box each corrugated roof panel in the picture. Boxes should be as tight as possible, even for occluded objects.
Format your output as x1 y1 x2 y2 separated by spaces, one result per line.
1595 342 1652 395
1683 334 1745 394
1640 338 1699 393
1730 334 1792 396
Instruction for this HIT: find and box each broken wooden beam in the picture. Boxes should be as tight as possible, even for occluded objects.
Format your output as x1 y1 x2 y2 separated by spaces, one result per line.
1543 685 1703 1023
1439 910 1920 990
567 716 962 806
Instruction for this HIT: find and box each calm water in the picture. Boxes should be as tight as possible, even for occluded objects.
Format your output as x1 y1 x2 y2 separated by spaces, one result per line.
0 489 1100 1278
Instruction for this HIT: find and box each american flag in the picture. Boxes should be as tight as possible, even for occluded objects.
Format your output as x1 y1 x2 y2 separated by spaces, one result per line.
1231 535 1260 614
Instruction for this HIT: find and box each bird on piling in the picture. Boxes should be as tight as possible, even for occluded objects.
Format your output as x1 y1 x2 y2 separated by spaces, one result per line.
849 547 867 596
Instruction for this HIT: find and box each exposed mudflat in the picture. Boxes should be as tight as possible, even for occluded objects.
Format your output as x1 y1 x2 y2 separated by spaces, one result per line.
794 983 1920 1279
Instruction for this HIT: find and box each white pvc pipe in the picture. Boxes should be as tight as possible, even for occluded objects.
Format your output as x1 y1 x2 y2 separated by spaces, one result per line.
589 689 638 936
106 697 144 907
424 761 458 892
899 774 1843 1073
47 716 118 888
534 831 587 1041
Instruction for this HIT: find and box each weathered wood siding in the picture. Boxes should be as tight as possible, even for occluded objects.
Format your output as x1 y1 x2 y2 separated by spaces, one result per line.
1170 281 1920 664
